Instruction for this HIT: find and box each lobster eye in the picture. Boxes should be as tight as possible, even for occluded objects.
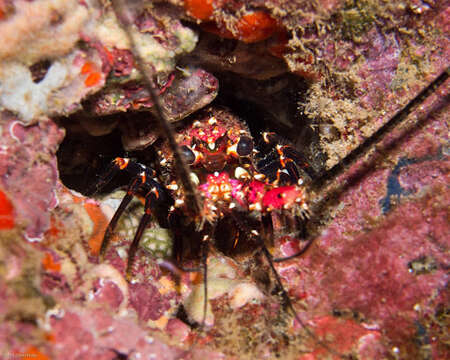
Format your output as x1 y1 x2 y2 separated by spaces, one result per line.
181 145 195 164
237 136 253 156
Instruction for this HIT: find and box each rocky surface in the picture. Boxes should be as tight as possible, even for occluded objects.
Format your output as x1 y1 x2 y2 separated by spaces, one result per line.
0 1 448 359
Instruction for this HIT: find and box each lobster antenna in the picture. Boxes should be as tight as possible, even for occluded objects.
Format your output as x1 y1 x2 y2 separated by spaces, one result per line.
228 211 348 358
313 67 449 193
259 243 350 359
276 68 449 275
186 239 210 354
110 0 203 221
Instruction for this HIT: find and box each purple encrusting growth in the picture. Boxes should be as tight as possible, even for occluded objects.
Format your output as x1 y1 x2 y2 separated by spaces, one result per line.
282 86 449 358
0 112 64 241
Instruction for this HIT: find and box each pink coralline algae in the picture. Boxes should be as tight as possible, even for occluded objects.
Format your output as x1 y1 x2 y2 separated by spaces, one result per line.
278 86 449 358
47 308 185 360
0 0 449 360
129 282 171 322
85 67 218 120
0 112 64 240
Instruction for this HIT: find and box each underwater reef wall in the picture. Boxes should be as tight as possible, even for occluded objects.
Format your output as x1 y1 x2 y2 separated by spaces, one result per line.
0 1 448 359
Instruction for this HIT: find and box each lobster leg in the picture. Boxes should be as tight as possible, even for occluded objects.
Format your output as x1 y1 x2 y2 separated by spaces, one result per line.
125 192 153 279
100 176 142 260
257 132 316 183
125 177 171 279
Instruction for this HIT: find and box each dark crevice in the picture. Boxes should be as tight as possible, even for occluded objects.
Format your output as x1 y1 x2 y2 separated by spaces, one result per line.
56 70 320 195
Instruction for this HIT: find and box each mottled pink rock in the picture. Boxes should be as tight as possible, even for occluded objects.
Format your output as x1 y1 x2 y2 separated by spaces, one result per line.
0 112 64 241
279 95 449 358
0 1 448 359
51 312 96 360
48 308 187 360
278 236 303 258
165 318 191 342
297 316 385 359
92 278 124 310
129 282 170 322
110 48 134 77
85 68 218 124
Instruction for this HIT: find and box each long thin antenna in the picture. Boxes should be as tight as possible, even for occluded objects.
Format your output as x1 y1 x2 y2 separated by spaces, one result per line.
187 239 210 353
315 67 449 191
281 68 449 263
229 211 348 358
110 0 203 220
260 244 349 359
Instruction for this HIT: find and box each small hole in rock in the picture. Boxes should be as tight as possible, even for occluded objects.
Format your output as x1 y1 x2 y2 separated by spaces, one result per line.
29 60 52 83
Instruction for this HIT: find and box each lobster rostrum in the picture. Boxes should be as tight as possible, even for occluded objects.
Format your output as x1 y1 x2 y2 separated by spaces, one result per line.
160 107 309 224
97 106 312 278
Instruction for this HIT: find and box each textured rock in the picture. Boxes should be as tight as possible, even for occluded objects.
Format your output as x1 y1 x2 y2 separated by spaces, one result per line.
0 112 64 240
0 1 448 360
